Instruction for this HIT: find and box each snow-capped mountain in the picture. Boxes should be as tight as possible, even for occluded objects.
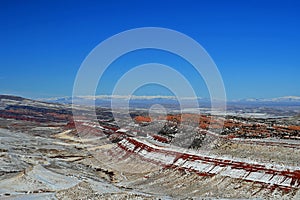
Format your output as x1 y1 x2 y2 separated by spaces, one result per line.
41 95 300 103
237 96 300 103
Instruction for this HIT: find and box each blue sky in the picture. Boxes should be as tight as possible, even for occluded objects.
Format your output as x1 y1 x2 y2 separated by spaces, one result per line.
0 0 299 99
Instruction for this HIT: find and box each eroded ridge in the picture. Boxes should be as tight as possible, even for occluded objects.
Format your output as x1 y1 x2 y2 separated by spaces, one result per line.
117 137 300 192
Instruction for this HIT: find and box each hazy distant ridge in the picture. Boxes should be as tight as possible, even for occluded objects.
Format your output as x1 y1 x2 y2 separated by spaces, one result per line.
41 95 300 103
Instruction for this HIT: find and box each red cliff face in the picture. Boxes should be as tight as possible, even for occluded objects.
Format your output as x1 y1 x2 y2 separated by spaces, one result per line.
134 113 300 140
134 116 152 123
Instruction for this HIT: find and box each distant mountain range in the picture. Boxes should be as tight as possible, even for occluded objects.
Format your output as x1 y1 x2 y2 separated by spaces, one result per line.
1 94 299 117
235 96 300 103
40 95 300 107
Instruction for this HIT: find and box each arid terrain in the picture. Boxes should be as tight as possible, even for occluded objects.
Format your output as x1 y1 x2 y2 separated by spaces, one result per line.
0 95 300 199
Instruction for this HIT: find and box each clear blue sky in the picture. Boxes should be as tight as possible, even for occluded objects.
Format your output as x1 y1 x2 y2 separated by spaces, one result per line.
0 0 299 99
